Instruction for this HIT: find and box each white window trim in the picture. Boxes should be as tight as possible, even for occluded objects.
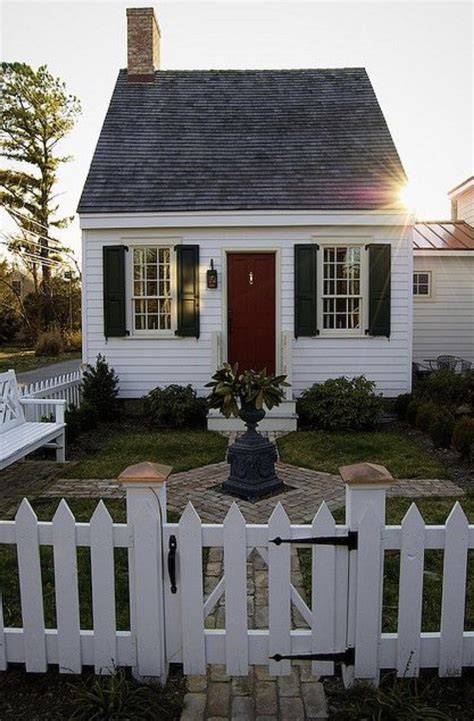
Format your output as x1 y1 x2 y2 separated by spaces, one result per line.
125 242 177 338
317 241 368 337
413 270 432 300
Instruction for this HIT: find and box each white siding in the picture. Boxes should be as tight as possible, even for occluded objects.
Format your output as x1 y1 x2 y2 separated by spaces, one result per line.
413 254 474 364
457 188 474 225
83 222 412 398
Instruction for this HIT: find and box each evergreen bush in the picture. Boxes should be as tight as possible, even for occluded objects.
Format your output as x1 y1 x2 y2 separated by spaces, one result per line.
297 376 383 431
81 354 120 422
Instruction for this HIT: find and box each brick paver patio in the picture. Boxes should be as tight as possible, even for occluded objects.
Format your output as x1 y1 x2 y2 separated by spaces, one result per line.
45 460 464 523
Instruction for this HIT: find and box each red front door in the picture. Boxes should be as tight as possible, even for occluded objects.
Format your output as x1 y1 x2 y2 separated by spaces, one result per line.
227 253 276 374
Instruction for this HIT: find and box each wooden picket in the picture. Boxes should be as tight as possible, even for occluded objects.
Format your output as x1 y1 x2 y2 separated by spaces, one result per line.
90 502 117 674
179 503 205 674
396 503 425 676
52 500 81 673
223 503 248 675
439 502 469 676
15 499 47 672
268 503 291 676
2 479 474 683
312 502 337 677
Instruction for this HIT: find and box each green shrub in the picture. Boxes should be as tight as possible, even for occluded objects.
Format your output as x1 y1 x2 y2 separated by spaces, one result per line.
81 354 120 422
415 369 464 406
415 402 438 433
297 376 383 431
394 393 412 419
144 384 207 428
452 417 474 458
406 399 420 426
65 402 99 443
461 370 474 406
34 327 64 356
430 412 455 449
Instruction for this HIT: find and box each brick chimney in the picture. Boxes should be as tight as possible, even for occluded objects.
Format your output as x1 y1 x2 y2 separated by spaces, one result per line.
127 7 160 81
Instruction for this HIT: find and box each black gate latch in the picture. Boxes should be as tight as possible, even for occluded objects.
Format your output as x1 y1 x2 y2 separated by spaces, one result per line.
269 531 358 551
168 535 177 594
270 648 355 665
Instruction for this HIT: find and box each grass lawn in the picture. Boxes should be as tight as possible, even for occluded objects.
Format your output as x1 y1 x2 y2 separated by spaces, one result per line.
64 428 228 478
299 494 474 637
278 430 448 479
0 345 81 375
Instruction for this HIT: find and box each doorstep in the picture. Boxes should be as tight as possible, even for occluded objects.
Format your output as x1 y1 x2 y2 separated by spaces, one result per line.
207 400 298 433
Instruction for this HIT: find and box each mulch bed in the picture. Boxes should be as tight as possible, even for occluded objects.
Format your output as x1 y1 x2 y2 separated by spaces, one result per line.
396 421 474 491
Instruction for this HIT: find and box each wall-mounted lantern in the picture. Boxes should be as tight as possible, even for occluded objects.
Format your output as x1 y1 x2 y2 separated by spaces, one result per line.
206 259 218 289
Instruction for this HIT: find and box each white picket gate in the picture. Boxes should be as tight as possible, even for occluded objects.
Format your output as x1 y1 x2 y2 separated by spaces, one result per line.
17 370 82 421
0 461 473 684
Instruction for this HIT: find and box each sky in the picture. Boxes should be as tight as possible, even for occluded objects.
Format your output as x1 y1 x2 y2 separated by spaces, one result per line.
1 0 473 263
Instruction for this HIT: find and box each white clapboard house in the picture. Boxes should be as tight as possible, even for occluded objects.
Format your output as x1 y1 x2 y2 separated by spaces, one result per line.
413 178 474 369
78 7 414 430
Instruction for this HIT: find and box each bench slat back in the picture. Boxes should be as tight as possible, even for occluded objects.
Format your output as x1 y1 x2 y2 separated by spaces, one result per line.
0 370 25 434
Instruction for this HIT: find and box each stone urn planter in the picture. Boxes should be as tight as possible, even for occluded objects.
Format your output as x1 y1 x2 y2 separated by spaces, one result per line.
206 364 289 501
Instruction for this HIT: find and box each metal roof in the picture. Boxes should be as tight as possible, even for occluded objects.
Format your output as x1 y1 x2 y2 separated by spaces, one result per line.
78 68 406 214
414 221 474 251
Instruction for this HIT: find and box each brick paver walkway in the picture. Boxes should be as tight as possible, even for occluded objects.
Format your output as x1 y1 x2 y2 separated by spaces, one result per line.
182 548 327 721
45 461 464 523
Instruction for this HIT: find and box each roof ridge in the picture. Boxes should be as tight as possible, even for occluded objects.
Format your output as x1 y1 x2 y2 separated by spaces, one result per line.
118 66 369 74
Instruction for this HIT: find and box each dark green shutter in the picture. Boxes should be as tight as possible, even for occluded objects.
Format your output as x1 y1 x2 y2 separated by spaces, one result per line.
103 245 127 338
175 245 200 338
368 244 391 337
294 244 318 338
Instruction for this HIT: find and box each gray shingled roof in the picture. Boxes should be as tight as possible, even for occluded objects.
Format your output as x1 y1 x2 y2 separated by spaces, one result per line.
78 68 406 214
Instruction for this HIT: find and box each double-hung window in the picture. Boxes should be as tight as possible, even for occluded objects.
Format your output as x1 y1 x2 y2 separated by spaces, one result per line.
132 247 172 332
322 246 363 333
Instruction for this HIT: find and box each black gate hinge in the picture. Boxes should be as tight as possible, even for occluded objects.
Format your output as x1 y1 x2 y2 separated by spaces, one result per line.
270 647 355 665
270 531 358 551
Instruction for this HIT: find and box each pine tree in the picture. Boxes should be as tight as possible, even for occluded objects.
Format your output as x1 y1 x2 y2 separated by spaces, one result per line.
0 62 81 328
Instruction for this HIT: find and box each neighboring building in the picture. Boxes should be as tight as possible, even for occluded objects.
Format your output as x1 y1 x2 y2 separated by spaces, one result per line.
78 7 413 430
449 176 474 226
413 180 474 367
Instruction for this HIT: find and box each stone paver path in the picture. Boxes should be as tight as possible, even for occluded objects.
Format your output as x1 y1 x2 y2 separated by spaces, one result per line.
181 547 327 720
45 461 464 523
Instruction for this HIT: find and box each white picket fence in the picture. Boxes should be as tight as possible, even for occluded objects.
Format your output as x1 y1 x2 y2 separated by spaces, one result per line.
17 370 82 421
0 466 473 684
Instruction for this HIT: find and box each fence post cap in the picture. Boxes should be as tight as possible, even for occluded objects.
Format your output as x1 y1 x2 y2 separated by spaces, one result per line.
339 462 394 486
118 461 173 485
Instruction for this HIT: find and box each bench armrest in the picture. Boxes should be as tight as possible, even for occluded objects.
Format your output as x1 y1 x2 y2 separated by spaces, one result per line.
20 397 67 424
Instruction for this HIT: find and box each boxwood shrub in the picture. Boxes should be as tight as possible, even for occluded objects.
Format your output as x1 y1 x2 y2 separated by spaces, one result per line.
452 417 474 458
297 376 383 431
415 402 438 433
143 384 207 428
429 412 455 449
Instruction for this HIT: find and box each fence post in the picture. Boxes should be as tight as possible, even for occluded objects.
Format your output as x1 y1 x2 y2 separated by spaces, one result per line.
340 462 394 686
118 461 173 684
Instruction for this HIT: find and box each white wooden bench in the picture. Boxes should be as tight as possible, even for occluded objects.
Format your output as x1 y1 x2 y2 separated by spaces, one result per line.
0 370 66 470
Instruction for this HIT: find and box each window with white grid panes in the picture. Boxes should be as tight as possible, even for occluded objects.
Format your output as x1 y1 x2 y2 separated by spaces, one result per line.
132 247 172 332
413 271 431 297
322 246 362 332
